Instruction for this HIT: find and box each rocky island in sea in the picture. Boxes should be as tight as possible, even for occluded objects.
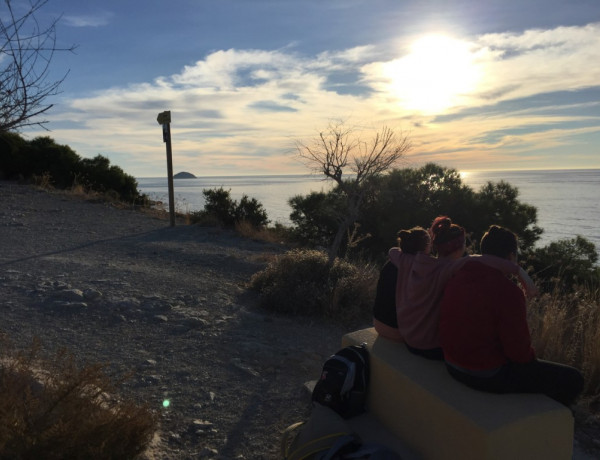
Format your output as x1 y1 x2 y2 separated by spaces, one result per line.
173 171 196 179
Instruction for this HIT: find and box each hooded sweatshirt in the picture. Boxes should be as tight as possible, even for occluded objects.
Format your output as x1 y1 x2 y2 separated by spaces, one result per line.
388 248 519 350
439 261 535 370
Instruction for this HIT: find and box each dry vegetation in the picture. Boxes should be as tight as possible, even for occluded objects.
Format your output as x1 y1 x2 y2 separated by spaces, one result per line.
529 286 600 398
0 337 157 459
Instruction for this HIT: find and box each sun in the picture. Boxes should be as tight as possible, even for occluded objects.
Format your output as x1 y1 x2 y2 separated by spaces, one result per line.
382 34 481 114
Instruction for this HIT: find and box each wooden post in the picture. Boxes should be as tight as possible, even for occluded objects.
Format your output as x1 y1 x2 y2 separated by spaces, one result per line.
157 111 176 227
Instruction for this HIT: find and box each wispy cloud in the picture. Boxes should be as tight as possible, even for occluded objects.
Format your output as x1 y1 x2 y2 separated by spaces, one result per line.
62 12 112 28
35 23 600 175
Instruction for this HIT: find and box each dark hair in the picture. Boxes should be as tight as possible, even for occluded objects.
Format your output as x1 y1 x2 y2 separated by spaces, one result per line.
429 216 465 256
480 225 518 258
397 227 430 254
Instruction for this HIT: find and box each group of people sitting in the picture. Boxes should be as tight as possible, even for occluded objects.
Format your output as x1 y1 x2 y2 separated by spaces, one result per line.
373 216 584 407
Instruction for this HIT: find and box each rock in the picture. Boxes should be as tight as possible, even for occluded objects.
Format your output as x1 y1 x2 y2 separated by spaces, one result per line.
169 324 190 334
191 419 214 430
173 171 196 179
199 447 218 457
115 298 141 309
51 301 88 310
52 288 84 301
182 317 209 328
83 288 102 300
230 358 260 377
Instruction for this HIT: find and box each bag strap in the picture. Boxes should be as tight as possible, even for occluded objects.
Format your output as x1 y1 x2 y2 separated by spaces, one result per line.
341 442 403 459
281 421 306 459
317 434 359 460
288 431 354 460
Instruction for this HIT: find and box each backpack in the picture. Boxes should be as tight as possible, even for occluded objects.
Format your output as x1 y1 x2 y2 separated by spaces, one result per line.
312 343 370 419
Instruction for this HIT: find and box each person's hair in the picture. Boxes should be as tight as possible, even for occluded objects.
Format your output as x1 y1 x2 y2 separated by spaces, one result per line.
397 227 430 254
429 216 465 257
480 225 518 259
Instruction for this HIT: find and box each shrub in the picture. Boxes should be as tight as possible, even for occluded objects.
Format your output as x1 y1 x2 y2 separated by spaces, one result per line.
235 220 293 244
77 154 141 203
0 338 157 459
235 195 269 228
191 187 269 229
527 236 600 293
0 131 27 179
249 249 377 325
0 133 145 204
289 163 543 262
19 136 81 188
288 190 344 249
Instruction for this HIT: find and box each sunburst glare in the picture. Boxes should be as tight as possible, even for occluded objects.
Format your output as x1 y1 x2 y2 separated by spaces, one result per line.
381 34 481 114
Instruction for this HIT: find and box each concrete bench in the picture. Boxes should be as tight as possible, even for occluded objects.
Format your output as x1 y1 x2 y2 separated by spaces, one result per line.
342 328 574 460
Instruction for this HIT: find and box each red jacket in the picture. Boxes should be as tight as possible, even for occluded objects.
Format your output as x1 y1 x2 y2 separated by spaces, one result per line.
439 260 535 370
388 248 519 350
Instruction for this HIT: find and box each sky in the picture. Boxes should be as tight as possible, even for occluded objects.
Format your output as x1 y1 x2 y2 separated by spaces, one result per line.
11 0 600 177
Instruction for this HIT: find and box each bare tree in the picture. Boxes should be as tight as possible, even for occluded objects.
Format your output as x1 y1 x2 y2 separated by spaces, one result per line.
1 0 75 132
296 121 411 262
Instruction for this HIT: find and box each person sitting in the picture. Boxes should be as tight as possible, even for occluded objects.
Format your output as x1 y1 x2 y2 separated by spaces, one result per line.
439 225 583 407
373 227 430 342
389 216 536 361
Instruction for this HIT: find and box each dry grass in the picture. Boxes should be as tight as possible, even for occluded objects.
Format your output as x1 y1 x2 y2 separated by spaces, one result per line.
528 286 600 397
0 337 157 459
234 220 293 245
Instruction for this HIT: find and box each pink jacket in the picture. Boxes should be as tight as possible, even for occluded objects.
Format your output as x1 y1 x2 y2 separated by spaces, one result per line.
388 248 519 350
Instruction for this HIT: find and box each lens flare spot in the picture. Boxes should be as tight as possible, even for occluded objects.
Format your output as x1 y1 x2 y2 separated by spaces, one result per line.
162 399 170 408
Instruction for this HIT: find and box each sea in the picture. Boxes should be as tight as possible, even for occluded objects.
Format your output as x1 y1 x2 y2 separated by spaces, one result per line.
137 169 600 253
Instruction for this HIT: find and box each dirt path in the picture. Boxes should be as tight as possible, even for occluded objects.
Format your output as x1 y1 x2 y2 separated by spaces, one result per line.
0 181 348 459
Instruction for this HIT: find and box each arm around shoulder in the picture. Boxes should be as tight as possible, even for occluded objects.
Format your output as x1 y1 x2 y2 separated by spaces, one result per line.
517 266 539 299
472 254 519 275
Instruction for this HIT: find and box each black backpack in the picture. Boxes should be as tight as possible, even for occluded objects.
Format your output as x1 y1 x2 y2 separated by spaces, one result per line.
312 343 370 419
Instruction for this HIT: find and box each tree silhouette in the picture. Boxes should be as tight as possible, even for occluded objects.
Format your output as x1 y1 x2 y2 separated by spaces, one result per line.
296 121 411 262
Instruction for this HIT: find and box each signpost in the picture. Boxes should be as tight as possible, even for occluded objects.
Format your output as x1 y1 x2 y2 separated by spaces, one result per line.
157 110 176 227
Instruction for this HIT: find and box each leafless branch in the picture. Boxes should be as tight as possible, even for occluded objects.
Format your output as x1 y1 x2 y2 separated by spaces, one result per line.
295 121 411 261
1 0 76 132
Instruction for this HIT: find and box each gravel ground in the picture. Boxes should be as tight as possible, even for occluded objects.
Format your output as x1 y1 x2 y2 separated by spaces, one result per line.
0 181 348 459
1 181 598 459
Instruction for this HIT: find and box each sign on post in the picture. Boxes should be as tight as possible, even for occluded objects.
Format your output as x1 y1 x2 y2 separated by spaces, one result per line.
157 110 176 227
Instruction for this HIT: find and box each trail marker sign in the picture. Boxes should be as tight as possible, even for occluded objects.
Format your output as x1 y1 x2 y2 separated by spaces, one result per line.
157 110 175 227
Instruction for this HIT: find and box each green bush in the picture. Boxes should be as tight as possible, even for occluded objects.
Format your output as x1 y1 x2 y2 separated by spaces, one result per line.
235 195 269 228
77 154 140 203
191 187 269 228
0 338 157 459
288 190 344 248
0 131 27 179
249 249 377 325
13 136 80 188
289 163 543 262
528 236 600 293
0 133 144 203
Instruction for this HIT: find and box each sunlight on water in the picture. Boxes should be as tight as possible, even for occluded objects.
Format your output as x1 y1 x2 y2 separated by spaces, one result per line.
460 169 600 251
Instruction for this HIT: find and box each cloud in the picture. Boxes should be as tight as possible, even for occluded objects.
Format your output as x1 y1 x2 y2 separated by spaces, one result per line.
33 23 600 176
62 12 112 27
